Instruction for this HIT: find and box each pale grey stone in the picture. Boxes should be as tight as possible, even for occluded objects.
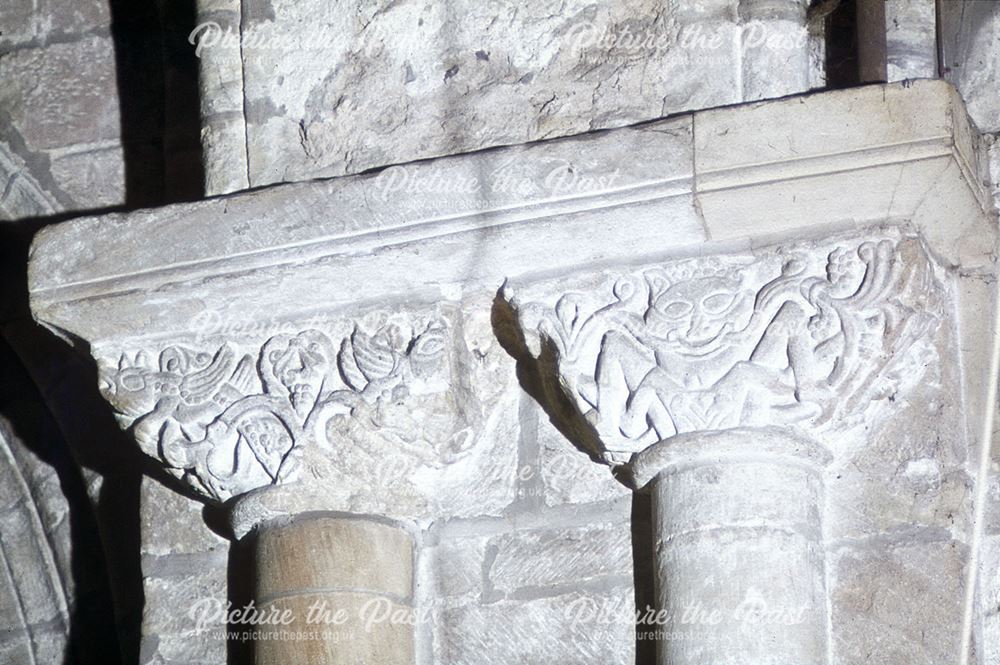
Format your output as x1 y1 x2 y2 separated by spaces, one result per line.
434 591 634 665
140 477 229 557
488 522 632 594
229 0 817 187
155 633 227 665
0 0 110 49
941 0 1000 133
885 0 937 81
0 505 66 625
47 144 125 210
0 36 120 152
831 539 966 664
142 565 228 637
533 401 631 507
979 535 1000 663
421 535 488 600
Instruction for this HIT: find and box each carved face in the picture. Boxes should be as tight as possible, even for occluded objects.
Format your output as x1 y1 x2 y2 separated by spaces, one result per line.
260 331 334 417
645 276 754 355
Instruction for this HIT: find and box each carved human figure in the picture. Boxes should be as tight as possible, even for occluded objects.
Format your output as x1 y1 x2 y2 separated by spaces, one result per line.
513 236 940 459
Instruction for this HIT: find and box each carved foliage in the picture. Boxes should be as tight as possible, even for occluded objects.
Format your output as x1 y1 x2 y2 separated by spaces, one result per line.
508 236 944 463
101 317 456 501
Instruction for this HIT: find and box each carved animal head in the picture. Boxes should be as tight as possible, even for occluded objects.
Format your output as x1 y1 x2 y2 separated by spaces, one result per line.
105 351 182 418
643 271 755 356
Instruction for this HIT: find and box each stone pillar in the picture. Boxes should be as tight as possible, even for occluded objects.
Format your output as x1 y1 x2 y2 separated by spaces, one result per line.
631 428 829 665
505 232 950 662
249 511 415 665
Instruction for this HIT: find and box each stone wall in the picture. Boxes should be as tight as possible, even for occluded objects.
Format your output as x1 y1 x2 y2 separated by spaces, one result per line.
7 3 1000 665
195 0 824 193
0 0 124 218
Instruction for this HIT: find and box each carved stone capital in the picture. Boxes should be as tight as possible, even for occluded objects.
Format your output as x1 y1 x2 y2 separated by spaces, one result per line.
504 232 946 466
98 314 464 502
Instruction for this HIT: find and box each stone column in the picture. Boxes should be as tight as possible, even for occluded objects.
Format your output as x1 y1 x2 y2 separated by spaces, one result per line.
632 428 830 664
505 233 945 664
76 316 462 663
249 510 415 665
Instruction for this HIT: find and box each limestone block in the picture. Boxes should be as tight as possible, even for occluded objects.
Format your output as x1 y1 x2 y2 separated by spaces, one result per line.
47 144 125 210
140 477 229 557
694 81 994 268
980 535 1000 663
0 505 66 625
142 562 228 637
824 324 972 540
885 0 937 81
420 535 488 601
434 590 634 665
151 633 228 665
0 36 120 153
740 17 813 101
233 0 750 187
0 630 67 665
0 0 110 49
830 538 966 664
535 401 631 506
488 522 633 594
941 1 1000 133
0 0 34 50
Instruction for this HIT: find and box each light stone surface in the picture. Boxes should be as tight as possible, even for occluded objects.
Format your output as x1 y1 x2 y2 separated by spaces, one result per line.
0 31 126 220
0 421 72 662
830 539 967 664
488 522 632 594
434 590 635 665
941 0 1000 134
25 79 999 665
140 559 228 665
196 0 820 192
140 477 229 557
885 0 937 81
0 36 120 153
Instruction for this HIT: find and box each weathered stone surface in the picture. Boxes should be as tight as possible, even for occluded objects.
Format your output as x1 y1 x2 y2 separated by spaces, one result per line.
533 401 631 507
190 0 844 194
979 535 1000 663
488 522 632 594
256 516 414 601
824 321 972 540
0 36 120 153
256 592 414 665
217 0 820 188
831 538 966 664
0 505 66 625
48 144 126 210
885 0 937 81
0 0 111 50
140 477 229 557
941 0 1000 133
142 563 228 637
420 535 488 601
434 590 634 665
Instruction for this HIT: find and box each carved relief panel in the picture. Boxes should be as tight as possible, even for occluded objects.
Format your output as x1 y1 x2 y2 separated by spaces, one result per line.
505 232 946 464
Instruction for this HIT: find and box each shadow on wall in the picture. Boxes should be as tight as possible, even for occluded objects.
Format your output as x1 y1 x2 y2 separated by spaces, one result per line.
0 0 207 662
491 293 658 665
